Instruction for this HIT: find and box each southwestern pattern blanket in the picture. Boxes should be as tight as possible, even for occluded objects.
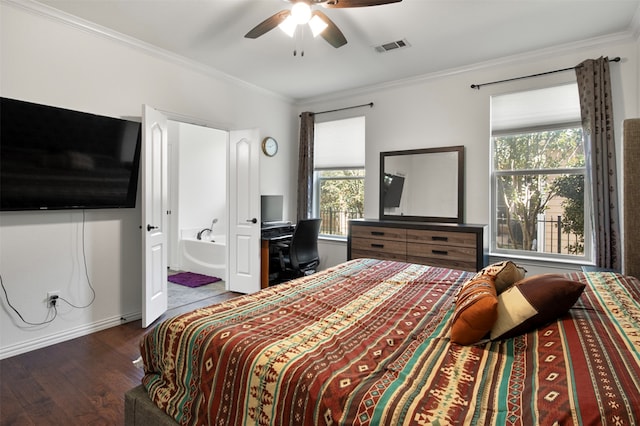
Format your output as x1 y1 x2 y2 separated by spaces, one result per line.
139 258 640 425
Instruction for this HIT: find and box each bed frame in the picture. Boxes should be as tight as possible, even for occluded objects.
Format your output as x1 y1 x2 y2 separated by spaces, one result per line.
125 385 176 426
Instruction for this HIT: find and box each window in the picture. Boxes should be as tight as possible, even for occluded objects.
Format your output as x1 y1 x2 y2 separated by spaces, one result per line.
313 116 365 237
490 84 592 261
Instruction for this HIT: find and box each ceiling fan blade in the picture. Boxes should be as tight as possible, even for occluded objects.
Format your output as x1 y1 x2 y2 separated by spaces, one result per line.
244 10 290 39
321 0 402 8
313 11 347 48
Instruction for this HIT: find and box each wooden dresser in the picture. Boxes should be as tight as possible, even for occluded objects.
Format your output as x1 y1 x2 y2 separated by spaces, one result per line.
348 219 488 272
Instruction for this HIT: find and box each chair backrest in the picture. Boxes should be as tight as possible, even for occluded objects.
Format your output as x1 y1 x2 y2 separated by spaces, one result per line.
289 218 322 270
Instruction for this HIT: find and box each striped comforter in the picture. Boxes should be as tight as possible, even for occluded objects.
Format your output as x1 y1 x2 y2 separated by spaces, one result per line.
140 258 640 425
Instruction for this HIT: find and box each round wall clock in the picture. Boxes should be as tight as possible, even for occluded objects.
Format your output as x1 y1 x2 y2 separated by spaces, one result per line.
262 136 278 157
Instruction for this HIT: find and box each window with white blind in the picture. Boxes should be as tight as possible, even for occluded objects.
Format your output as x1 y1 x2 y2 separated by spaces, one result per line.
490 83 592 261
313 116 365 238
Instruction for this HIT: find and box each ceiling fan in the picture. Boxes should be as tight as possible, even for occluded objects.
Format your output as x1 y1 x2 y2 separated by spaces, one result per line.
244 0 403 49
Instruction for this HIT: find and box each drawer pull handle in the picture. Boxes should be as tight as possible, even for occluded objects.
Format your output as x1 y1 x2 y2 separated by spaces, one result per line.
432 236 448 242
432 249 448 255
371 243 384 248
371 231 385 236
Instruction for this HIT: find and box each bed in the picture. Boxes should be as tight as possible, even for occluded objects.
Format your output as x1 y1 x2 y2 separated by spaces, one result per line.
125 258 640 425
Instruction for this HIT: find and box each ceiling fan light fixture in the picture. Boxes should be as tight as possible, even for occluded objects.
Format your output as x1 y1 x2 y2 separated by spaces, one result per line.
278 16 297 37
309 15 328 37
291 2 312 25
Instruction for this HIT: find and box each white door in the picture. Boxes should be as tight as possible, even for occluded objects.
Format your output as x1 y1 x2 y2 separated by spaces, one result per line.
228 129 261 293
141 105 169 327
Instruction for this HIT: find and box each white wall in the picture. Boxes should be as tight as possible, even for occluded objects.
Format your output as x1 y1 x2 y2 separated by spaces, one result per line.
166 122 227 269
0 2 297 359
176 123 227 238
311 37 639 271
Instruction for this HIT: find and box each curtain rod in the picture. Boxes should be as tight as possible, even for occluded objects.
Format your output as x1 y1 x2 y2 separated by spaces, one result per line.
470 56 621 90
300 102 374 117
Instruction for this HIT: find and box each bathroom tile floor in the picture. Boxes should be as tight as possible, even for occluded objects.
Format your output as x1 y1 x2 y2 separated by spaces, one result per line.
167 270 226 309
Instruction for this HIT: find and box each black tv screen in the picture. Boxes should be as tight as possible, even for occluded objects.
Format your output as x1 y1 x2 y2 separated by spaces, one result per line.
1 97 141 211
383 173 405 208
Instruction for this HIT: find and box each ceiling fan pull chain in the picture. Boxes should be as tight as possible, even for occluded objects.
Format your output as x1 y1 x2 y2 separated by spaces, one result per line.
299 25 305 57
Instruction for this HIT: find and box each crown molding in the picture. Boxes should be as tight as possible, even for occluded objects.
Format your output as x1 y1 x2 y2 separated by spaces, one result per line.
297 30 638 106
2 0 293 103
5 0 637 107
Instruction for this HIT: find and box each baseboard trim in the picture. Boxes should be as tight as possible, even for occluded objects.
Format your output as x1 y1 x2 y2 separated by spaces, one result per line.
0 313 139 360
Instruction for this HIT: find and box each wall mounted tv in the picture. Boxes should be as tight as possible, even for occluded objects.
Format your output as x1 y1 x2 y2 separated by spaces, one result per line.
1 97 142 211
383 173 405 208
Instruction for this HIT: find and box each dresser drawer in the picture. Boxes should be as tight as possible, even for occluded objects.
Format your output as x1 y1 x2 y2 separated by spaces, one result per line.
406 254 477 272
407 241 476 266
351 225 406 242
351 249 407 262
406 228 476 248
352 237 406 256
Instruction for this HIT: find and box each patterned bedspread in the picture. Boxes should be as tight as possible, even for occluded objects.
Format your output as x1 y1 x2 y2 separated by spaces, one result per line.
140 259 640 425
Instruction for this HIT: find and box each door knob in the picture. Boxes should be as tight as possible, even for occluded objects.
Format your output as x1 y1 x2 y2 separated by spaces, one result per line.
147 224 159 231
246 218 257 224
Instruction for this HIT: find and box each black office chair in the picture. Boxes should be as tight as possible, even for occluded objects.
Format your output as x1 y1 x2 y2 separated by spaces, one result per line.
277 218 321 279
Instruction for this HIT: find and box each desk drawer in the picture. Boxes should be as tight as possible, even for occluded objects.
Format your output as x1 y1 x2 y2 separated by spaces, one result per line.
351 225 406 242
406 229 476 248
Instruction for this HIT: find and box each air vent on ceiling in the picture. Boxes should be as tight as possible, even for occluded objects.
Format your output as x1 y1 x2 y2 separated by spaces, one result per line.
374 39 410 53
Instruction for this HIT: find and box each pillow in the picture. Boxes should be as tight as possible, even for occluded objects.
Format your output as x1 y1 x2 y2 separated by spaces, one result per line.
451 275 498 345
490 274 586 340
474 260 527 294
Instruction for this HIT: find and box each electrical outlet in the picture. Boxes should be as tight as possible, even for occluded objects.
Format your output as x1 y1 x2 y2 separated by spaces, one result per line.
47 291 60 307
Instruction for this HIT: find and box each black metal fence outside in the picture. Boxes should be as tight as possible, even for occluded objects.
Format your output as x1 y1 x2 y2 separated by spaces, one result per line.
319 208 362 236
497 215 583 255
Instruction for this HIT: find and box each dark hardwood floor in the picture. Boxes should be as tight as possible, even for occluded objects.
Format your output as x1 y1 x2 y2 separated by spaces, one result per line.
0 291 241 426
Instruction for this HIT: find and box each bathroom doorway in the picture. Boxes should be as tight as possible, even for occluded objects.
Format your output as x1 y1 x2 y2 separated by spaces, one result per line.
166 121 228 308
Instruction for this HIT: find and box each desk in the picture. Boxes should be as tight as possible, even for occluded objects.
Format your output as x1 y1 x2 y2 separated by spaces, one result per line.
260 228 294 288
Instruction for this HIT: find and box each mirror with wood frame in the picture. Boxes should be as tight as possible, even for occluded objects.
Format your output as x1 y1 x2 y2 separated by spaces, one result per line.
379 146 464 223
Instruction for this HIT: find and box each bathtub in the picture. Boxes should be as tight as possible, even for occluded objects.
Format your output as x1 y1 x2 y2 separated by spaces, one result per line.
179 234 226 281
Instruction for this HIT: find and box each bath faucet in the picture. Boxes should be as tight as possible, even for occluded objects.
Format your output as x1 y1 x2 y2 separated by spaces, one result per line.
197 218 218 240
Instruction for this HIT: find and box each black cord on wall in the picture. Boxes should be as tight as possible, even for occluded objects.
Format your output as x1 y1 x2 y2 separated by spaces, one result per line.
0 210 96 325
0 274 58 326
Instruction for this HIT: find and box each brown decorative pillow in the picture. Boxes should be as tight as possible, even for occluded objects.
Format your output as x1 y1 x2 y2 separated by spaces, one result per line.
490 274 586 340
451 275 498 345
474 260 527 294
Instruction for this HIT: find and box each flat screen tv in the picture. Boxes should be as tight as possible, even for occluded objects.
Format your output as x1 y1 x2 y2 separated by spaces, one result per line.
383 173 405 208
1 97 141 211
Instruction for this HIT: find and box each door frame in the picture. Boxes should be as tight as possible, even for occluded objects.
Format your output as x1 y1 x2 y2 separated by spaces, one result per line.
141 109 262 326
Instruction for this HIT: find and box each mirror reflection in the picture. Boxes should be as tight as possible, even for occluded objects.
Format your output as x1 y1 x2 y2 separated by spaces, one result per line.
380 146 464 223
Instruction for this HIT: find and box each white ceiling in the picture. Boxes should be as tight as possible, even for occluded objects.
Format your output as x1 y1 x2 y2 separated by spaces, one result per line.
33 0 640 101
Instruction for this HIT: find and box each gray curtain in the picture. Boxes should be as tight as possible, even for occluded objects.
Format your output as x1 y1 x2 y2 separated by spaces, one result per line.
575 56 621 271
297 112 315 222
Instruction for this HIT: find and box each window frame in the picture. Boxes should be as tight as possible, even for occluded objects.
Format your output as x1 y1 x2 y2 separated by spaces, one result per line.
489 122 593 263
312 116 366 239
312 167 365 239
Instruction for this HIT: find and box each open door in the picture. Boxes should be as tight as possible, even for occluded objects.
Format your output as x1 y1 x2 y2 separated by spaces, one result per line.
141 105 169 327
228 129 261 293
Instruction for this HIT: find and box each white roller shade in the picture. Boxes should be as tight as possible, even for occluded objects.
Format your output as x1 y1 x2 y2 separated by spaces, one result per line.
491 83 581 134
314 116 365 168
